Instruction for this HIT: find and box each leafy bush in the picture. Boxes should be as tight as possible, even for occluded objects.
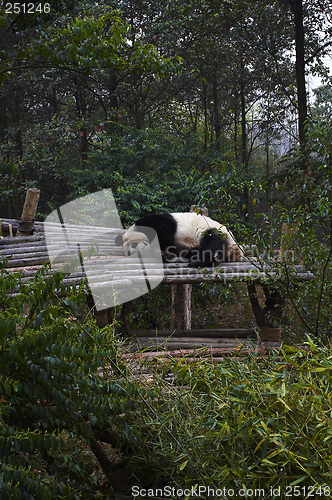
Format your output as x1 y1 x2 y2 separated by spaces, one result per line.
0 263 141 499
129 341 332 497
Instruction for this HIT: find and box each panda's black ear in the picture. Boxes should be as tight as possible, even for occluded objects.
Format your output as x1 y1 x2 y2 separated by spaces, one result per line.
114 234 123 246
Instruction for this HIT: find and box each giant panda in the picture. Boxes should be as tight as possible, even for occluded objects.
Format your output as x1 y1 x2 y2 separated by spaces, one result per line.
114 212 243 267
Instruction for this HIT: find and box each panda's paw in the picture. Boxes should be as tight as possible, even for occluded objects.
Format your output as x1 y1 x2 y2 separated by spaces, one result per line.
187 261 201 268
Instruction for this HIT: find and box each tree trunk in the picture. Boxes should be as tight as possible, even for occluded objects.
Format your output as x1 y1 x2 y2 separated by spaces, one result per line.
240 63 249 220
212 70 221 149
294 0 308 171
234 102 239 162
202 76 208 152
286 0 308 172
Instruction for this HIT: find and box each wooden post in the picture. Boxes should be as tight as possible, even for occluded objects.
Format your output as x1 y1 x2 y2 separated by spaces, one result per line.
190 205 208 216
17 187 40 236
120 300 132 335
170 205 206 332
247 283 284 341
86 293 115 329
171 283 192 332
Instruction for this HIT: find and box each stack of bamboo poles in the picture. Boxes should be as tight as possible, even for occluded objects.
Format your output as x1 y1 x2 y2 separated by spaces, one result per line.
0 216 315 282
1 219 125 268
1 221 314 292
125 328 257 352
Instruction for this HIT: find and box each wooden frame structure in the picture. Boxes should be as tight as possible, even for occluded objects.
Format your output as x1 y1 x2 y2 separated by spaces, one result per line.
1 217 314 344
1 192 314 348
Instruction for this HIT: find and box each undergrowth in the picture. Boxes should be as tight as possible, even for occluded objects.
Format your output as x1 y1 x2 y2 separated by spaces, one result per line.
2 259 332 499
128 342 332 499
0 263 139 499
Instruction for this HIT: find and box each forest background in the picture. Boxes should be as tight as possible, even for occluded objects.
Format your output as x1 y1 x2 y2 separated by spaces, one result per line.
3 2 332 498
1 0 331 223
2 0 332 337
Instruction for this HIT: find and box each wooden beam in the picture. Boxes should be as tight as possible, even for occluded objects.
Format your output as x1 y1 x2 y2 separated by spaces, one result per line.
129 328 255 338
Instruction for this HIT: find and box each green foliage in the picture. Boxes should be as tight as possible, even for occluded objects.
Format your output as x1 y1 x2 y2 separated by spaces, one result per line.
0 264 139 498
131 342 332 495
0 5 181 82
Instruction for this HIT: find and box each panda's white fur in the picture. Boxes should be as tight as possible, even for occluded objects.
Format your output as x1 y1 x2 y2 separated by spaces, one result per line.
122 228 150 256
116 212 243 265
171 213 236 252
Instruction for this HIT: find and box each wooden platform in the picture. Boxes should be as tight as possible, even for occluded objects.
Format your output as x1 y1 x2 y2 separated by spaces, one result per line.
1 217 314 344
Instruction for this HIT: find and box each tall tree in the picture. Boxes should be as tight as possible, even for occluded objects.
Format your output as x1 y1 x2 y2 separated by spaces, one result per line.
282 0 332 174
285 0 308 171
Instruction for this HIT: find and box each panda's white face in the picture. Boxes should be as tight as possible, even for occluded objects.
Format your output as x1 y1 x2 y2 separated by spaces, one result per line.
122 229 150 256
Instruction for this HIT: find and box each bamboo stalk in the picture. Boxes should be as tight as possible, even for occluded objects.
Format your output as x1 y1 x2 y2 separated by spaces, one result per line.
127 340 246 350
3 256 314 281
0 235 45 245
1 244 121 256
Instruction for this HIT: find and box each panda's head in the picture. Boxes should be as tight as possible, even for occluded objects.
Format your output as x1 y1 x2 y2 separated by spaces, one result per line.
115 225 155 256
123 230 150 256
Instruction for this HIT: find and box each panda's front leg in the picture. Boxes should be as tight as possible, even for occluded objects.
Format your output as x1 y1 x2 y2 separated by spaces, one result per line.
185 246 202 267
162 245 179 262
186 247 216 268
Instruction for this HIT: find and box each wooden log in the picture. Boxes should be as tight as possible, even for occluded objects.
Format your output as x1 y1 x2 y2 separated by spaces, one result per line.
123 343 283 358
127 340 247 350
1 243 119 257
161 272 314 283
171 283 191 331
128 328 256 338
44 226 124 234
4 250 50 260
169 204 208 334
120 301 132 335
2 258 271 273
4 258 50 268
129 337 251 346
1 217 125 235
0 234 45 245
17 188 40 236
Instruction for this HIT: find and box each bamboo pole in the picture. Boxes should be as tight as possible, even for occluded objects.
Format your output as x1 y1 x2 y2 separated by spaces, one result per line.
129 328 256 338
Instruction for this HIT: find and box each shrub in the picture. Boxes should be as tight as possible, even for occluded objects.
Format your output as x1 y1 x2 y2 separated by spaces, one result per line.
129 341 332 497
0 263 140 499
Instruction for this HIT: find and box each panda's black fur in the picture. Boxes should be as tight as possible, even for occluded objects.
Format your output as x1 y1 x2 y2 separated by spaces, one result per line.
115 212 242 266
135 213 177 252
186 228 229 267
115 213 179 256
